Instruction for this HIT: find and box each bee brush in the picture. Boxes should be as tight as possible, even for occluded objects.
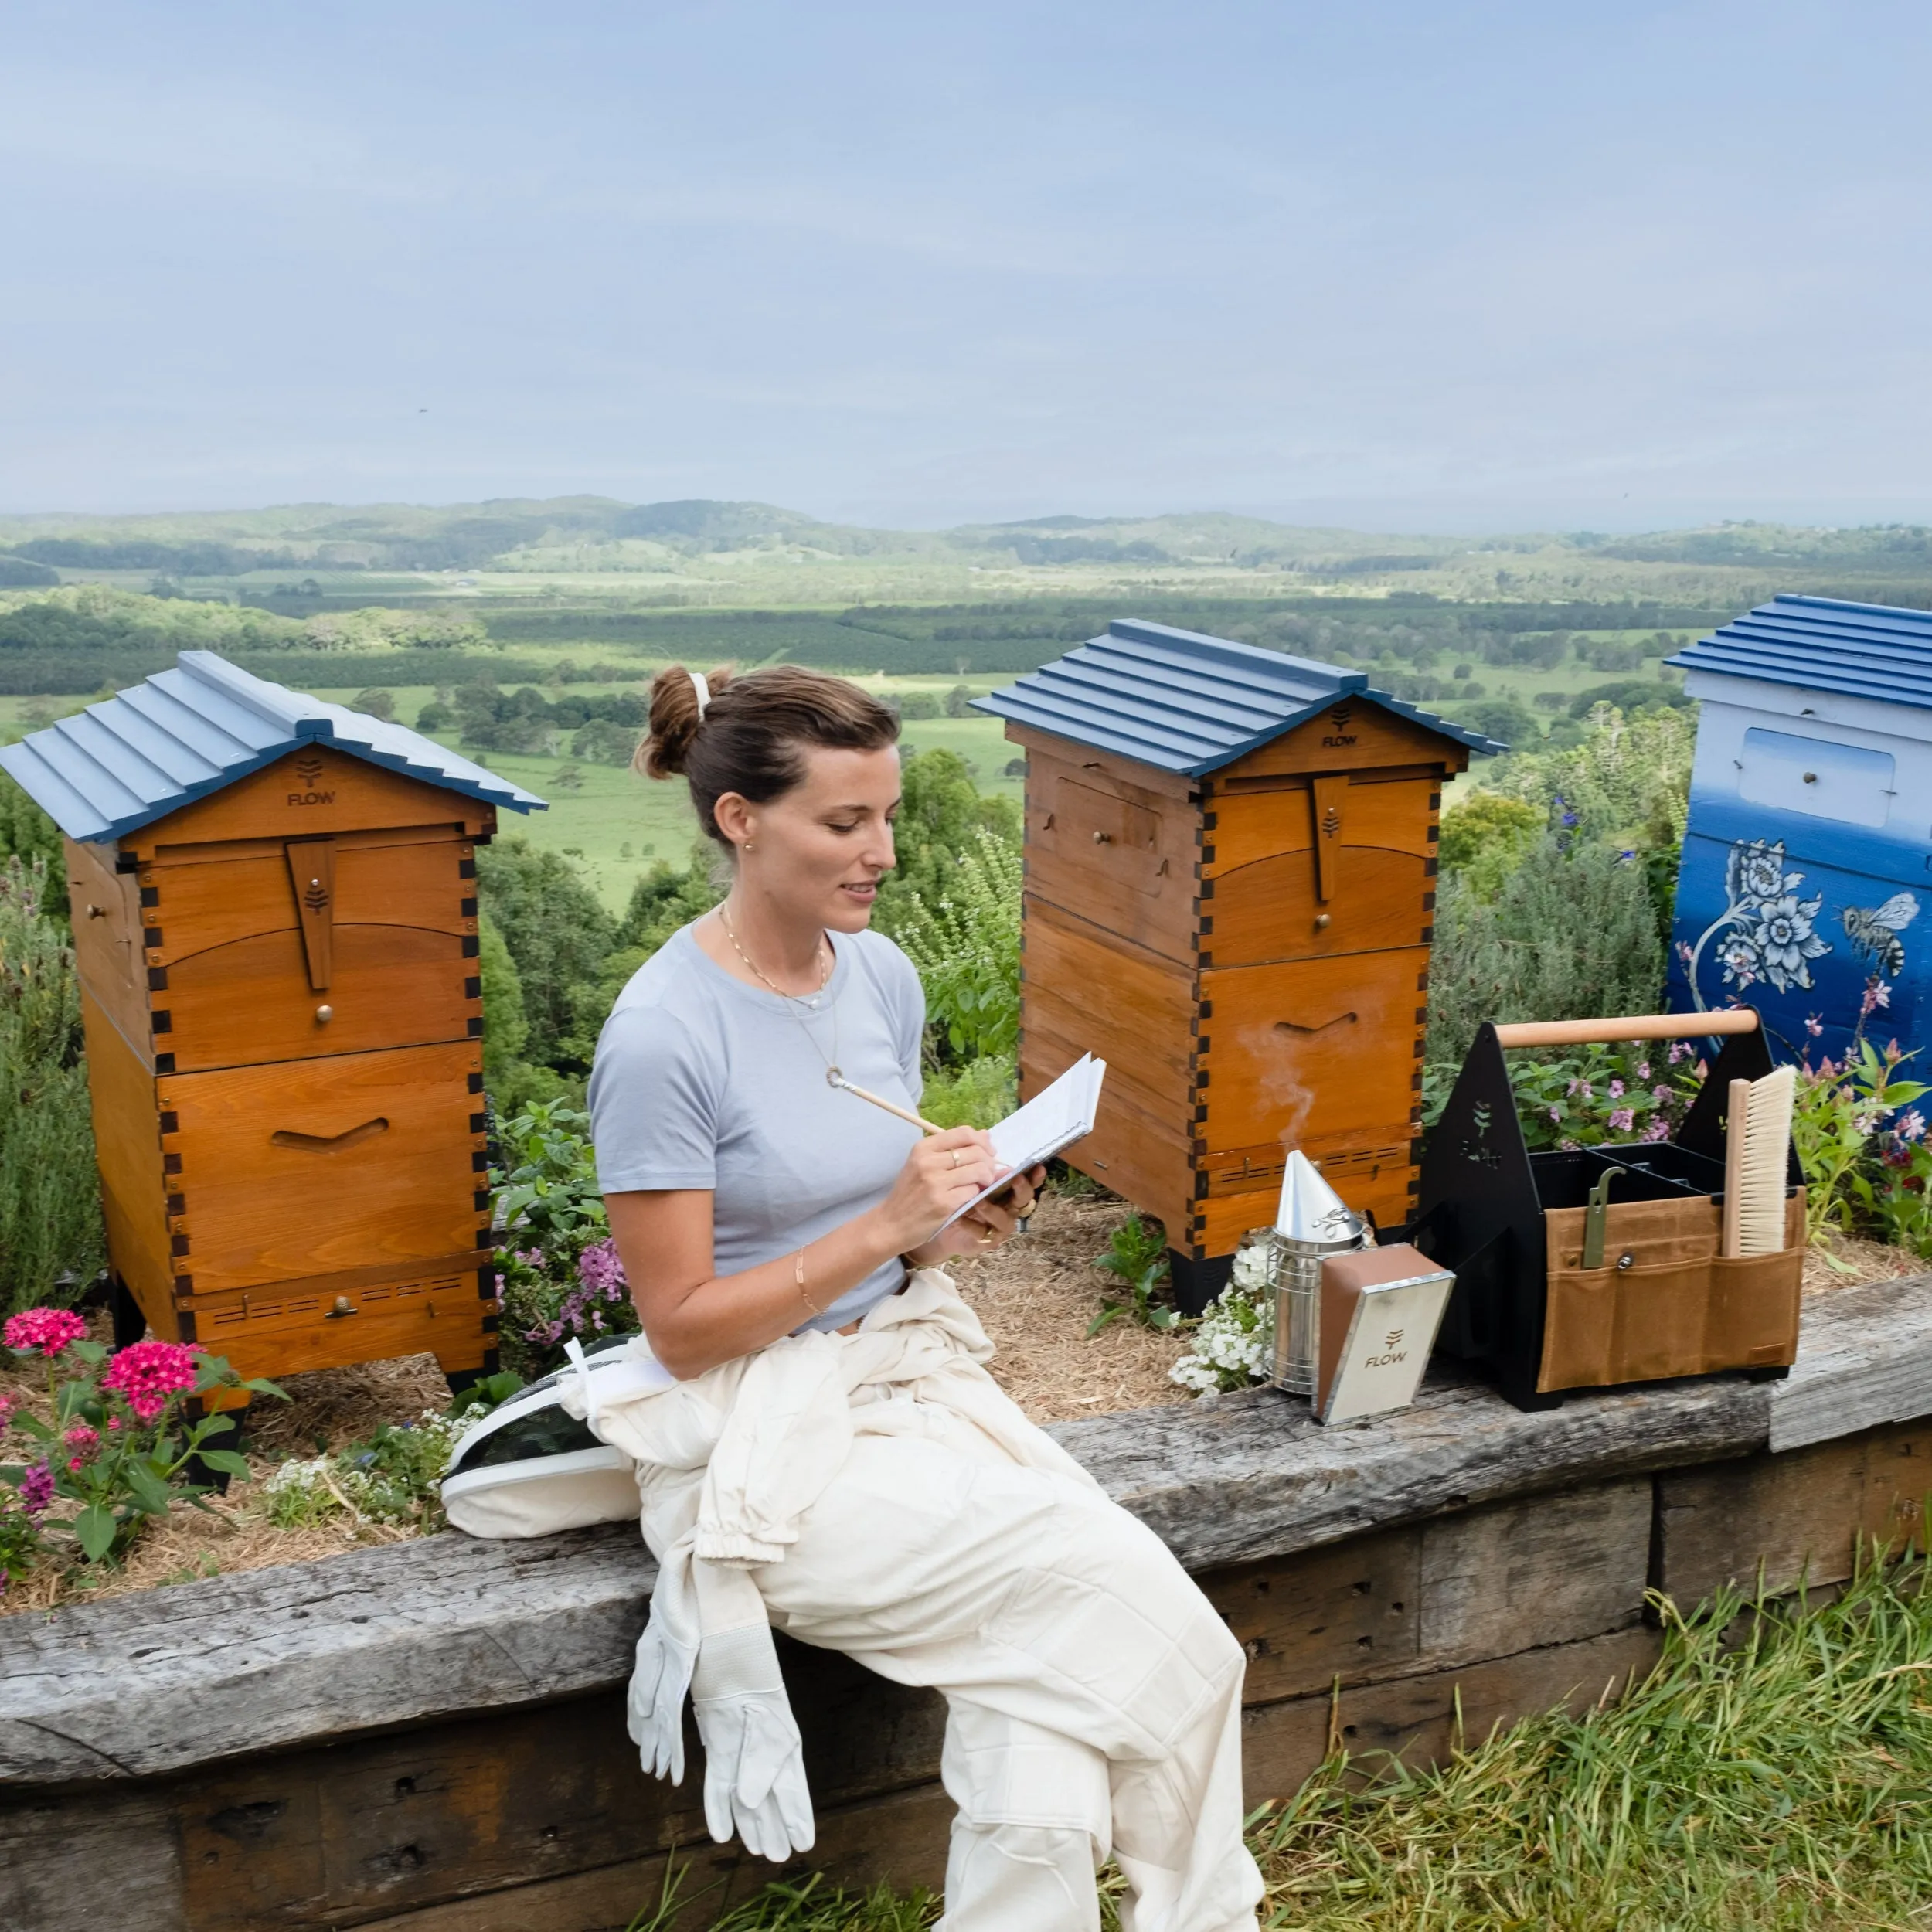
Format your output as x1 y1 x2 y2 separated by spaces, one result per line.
1723 1064 1796 1258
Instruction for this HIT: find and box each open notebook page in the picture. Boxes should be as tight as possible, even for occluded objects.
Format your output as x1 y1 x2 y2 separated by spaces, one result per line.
934 1054 1107 1233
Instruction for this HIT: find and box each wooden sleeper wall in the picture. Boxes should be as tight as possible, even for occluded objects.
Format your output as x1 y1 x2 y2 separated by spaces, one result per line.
10 1409 1932 1932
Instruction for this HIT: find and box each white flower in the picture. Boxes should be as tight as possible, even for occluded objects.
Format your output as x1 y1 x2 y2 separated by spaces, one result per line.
1757 893 1831 991
1719 934 1763 989
1230 1240 1275 1291
1169 1274 1275 1395
1728 840 1791 908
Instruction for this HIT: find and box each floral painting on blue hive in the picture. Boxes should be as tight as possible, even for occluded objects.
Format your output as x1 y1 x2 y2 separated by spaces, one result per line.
1665 596 1932 1073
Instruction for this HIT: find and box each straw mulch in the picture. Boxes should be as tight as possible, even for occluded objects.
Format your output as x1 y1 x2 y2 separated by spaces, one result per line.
954 1188 1191 1422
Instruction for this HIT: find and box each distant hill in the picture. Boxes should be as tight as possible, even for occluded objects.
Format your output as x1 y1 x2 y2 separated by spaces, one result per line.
2 498 1930 600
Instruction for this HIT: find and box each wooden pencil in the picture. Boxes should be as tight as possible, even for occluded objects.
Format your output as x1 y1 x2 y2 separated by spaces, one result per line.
831 1074 946 1137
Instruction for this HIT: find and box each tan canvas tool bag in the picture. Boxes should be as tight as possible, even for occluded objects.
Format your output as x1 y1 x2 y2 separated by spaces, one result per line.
1410 1009 1804 1413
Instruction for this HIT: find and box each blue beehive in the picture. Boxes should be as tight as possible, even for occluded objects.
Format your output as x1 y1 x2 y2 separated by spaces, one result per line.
1666 595 1932 1066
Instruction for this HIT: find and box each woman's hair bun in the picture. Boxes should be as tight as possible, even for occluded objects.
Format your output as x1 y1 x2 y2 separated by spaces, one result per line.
638 663 735 779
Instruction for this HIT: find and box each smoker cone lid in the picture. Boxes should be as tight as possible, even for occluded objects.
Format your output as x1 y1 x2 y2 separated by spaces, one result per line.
1275 1150 1362 1243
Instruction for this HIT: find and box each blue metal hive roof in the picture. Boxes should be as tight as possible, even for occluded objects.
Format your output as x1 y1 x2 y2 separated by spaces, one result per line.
1667 594 1932 710
971 618 1506 774
0 651 546 844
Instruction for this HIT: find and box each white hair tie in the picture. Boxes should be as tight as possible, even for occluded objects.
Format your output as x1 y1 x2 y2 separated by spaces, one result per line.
689 671 711 719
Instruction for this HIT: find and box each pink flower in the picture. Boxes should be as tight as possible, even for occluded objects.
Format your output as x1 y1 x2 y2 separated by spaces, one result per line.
1608 1080 1625 1100
1608 1108 1636 1133
1653 1085 1672 1103
0 1393 14 1433
1548 1106 1562 1123
1635 1063 1651 1082
1668 1041 1689 1065
1566 1078 1593 1100
4 1308 87 1358
101 1338 200 1423
1640 1118 1671 1143
576 1238 628 1295
105 1416 121 1431
1898 1111 1927 1144
63 1424 99 1461
18 1461 54 1517
1805 1013 1824 1039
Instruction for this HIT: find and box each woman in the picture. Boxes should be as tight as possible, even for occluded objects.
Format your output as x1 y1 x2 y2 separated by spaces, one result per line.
583 662 1263 1932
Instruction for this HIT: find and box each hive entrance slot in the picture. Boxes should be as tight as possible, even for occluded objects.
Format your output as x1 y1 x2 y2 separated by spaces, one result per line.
270 1117 390 1154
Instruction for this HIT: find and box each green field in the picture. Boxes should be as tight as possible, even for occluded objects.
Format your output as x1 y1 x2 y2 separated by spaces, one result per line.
281 673 1026 910
0 640 1641 907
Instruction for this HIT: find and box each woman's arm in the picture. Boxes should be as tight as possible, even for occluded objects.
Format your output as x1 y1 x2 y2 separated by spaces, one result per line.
608 1124 1021 1378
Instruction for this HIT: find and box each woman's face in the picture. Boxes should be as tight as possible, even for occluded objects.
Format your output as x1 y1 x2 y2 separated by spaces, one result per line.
722 743 903 932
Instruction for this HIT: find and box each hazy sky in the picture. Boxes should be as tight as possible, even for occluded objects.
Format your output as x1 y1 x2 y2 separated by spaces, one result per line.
4 1 1928 531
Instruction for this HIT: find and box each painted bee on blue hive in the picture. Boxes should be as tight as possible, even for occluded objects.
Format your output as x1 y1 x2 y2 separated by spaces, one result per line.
1840 892 1920 978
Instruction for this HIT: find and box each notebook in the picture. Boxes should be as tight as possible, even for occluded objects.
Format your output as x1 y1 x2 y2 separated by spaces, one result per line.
935 1053 1107 1233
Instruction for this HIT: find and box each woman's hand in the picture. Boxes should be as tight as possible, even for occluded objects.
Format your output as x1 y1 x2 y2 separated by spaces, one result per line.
907 1163 1047 1264
875 1126 1002 1253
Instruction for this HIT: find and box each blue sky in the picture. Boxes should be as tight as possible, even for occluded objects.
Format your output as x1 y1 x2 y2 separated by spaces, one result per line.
2 1 1927 530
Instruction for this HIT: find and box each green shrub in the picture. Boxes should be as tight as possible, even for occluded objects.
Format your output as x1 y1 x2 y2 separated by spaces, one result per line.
1425 838 1665 1072
920 1055 1016 1129
475 837 616 1067
892 829 1022 1063
0 858 104 1312
875 749 1019 933
1436 793 1541 902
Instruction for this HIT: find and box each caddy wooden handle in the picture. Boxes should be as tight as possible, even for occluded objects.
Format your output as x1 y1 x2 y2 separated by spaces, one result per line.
1492 1012 1759 1049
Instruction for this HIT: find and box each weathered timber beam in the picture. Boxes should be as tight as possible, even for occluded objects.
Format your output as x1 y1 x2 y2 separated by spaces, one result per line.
5 1272 1928 1787
1768 1270 1932 1452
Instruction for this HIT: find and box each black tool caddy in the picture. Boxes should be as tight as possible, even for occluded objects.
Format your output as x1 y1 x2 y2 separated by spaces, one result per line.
1410 1009 1804 1412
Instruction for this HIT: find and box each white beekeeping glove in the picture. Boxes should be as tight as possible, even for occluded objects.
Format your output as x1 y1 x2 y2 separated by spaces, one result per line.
691 1623 815 1861
626 1614 697 1784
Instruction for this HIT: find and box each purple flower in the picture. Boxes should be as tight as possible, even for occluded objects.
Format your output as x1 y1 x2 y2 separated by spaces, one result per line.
1548 1105 1562 1123
1636 1063 1651 1081
1668 1040 1689 1065
577 1239 627 1295
1608 1108 1636 1133
1640 1119 1671 1143
1652 1085 1672 1104
1608 1080 1625 1100
18 1462 54 1517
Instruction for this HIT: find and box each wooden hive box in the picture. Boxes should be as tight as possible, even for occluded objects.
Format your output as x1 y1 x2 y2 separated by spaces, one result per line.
976 621 1501 1309
0 652 545 1392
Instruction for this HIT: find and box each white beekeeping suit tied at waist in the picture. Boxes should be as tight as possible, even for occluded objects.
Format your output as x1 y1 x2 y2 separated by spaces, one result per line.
562 1268 1263 1932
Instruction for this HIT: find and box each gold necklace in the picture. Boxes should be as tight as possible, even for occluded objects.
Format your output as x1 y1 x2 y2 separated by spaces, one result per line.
718 904 843 1086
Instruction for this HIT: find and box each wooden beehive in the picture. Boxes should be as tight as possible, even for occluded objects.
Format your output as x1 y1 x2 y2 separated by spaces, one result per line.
0 654 545 1392
976 621 1500 1308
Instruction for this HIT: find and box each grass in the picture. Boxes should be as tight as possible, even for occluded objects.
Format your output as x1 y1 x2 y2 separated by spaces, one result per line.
641 1550 1932 1931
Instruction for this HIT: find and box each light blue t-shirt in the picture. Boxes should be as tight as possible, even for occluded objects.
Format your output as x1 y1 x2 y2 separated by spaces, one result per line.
587 923 927 1332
